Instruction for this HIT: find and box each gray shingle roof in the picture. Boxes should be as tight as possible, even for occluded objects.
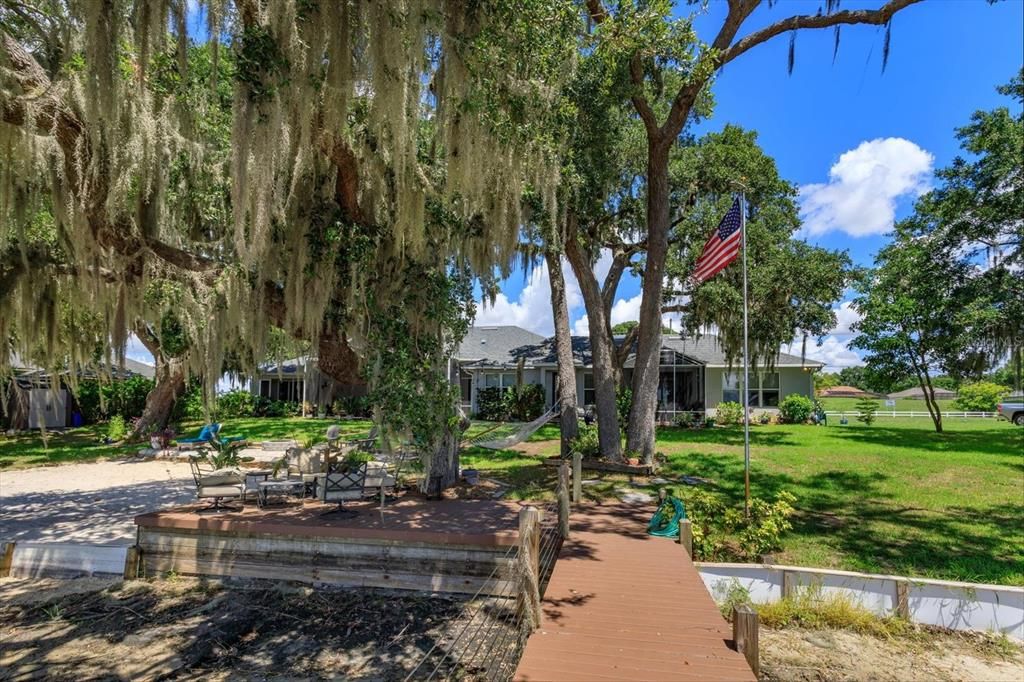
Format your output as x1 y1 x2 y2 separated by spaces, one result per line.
456 326 822 369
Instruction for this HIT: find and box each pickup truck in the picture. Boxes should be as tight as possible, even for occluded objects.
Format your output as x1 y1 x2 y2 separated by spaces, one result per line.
997 396 1024 426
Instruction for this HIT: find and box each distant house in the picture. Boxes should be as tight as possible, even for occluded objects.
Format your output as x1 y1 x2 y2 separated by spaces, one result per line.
888 386 957 401
3 355 155 430
819 385 872 398
452 326 821 420
250 357 366 409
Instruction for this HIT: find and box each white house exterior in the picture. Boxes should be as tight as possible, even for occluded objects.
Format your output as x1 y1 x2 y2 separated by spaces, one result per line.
454 325 821 421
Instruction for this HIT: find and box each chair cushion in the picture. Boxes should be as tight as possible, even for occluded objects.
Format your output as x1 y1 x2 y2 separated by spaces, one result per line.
200 468 243 486
197 484 243 498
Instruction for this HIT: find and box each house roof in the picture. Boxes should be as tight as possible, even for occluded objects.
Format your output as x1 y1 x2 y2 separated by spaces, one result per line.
455 326 823 370
888 386 957 399
9 354 155 381
258 357 309 374
820 385 870 397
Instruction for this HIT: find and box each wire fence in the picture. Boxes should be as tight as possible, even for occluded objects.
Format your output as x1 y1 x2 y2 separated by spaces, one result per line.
401 495 565 682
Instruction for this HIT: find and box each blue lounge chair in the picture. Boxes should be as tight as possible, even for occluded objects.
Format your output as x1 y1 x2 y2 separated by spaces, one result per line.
177 423 221 446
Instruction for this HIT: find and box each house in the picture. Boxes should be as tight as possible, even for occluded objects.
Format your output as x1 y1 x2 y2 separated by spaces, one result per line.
251 357 366 409
888 386 957 400
3 355 155 430
453 325 821 421
819 385 873 398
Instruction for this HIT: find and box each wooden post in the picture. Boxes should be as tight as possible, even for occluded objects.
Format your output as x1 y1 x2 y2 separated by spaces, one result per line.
0 542 14 578
782 570 795 599
895 580 909 619
518 506 543 631
557 462 570 538
678 519 693 558
571 452 582 503
732 604 759 677
123 545 141 580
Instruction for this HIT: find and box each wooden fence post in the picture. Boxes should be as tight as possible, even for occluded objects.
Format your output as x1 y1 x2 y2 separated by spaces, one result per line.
557 462 570 538
678 519 693 558
895 579 909 619
732 604 760 677
123 545 141 580
518 506 543 631
782 570 795 599
0 542 14 578
571 452 582 503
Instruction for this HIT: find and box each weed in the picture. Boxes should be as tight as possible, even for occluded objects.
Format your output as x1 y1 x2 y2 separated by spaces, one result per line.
42 603 63 621
756 585 910 638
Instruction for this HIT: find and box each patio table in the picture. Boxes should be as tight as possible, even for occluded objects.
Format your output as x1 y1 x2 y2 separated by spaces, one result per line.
257 479 304 509
243 469 273 502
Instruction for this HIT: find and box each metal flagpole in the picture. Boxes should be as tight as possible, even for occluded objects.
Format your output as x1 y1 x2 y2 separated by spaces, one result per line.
740 190 751 518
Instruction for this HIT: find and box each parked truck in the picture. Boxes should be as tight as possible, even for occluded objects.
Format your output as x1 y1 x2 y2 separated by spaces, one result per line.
996 396 1024 426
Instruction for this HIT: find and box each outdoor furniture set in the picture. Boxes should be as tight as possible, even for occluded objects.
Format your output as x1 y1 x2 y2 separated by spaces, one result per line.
187 432 401 515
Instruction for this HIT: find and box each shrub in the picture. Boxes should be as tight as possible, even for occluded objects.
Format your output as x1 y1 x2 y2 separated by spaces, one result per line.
77 376 155 423
217 389 255 418
954 381 1008 412
616 386 632 430
714 401 744 425
779 394 815 424
476 386 506 421
683 489 796 562
569 424 600 458
504 383 545 421
855 397 879 426
106 414 127 442
673 412 696 428
174 381 206 421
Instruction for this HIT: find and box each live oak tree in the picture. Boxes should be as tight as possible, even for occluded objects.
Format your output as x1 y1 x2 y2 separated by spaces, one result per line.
852 71 1024 433
0 0 579 488
581 0 923 461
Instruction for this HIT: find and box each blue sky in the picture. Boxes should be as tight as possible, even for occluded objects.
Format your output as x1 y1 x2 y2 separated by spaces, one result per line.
477 0 1024 370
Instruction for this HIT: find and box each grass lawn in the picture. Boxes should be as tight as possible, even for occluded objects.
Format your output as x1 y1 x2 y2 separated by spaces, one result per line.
465 417 1024 585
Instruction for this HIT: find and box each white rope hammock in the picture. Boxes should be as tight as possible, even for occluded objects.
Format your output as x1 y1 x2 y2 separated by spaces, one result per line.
466 402 561 450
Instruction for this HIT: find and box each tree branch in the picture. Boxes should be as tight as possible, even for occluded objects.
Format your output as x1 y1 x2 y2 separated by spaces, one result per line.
720 0 923 66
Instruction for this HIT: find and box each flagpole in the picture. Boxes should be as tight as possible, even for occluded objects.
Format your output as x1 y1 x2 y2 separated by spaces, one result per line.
739 189 751 519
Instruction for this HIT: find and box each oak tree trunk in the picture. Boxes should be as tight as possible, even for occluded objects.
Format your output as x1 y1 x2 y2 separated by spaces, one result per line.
545 250 579 457
565 229 621 460
127 357 187 441
420 403 469 493
626 140 672 464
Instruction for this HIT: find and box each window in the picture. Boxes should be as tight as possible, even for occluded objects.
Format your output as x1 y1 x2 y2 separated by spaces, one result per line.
583 373 595 406
723 372 780 407
481 373 516 393
722 372 741 404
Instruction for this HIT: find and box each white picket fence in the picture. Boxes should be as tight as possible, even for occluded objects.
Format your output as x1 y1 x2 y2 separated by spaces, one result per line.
825 410 996 419
696 562 1024 639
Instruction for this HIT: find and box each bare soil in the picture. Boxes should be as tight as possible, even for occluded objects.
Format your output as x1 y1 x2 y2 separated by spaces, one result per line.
0 577 523 681
761 626 1024 681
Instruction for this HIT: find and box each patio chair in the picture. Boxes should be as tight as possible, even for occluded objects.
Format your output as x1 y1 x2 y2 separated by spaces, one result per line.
177 423 221 449
317 464 367 518
363 461 397 506
188 456 244 512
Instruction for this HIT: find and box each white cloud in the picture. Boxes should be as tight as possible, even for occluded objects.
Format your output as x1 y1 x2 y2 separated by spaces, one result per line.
784 335 862 372
799 138 933 237
124 335 155 365
477 250 614 336
572 292 686 337
831 301 861 335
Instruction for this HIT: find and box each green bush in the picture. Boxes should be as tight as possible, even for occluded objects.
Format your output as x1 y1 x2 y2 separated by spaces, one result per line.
673 412 697 428
684 489 797 562
616 386 632 430
855 397 879 426
504 383 545 421
76 376 155 423
954 381 1008 412
106 414 127 442
779 394 815 424
569 423 600 458
714 401 744 425
217 389 255 418
476 386 506 421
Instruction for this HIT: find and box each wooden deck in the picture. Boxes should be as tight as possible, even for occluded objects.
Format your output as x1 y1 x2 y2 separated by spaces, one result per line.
514 504 756 682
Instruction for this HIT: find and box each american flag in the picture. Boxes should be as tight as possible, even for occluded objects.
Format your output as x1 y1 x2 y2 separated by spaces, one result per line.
692 197 743 284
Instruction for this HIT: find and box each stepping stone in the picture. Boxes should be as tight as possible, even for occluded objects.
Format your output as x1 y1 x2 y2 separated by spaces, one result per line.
650 477 672 485
581 479 602 486
610 489 651 503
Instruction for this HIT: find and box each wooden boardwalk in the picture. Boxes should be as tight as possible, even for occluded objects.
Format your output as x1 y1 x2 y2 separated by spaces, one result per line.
514 504 756 681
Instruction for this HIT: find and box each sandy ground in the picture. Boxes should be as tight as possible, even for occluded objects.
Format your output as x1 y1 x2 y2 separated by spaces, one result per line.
761 627 1024 681
0 459 196 544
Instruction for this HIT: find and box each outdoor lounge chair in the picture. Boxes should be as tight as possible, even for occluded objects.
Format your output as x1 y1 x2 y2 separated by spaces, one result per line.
188 456 244 512
317 464 367 518
363 461 397 505
177 423 221 449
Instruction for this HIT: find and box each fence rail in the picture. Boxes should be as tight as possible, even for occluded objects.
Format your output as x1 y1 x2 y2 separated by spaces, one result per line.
824 410 997 419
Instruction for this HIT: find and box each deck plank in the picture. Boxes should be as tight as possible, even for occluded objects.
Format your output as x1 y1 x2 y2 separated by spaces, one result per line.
514 504 755 682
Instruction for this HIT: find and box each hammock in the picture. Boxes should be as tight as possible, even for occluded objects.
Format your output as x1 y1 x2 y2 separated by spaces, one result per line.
465 402 561 450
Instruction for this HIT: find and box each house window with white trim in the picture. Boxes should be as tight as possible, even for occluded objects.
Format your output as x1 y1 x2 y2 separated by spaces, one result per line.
723 372 780 407
583 373 595 406
481 372 516 394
